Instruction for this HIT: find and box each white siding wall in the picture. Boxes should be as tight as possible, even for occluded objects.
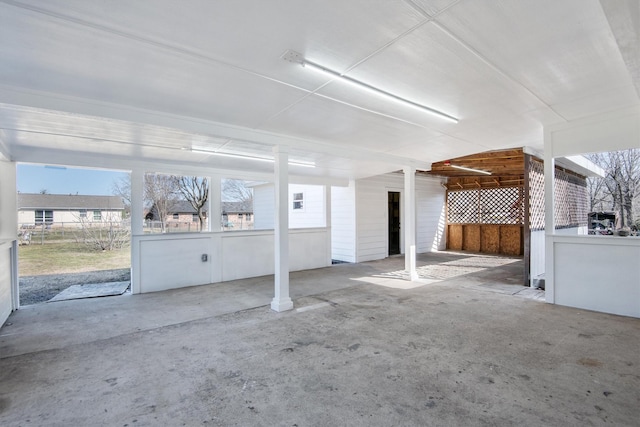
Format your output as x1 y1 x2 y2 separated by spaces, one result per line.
252 184 274 230
354 173 446 263
18 210 34 224
0 159 17 326
356 175 399 263
253 184 326 230
331 181 356 262
289 184 325 228
530 230 545 285
417 178 447 252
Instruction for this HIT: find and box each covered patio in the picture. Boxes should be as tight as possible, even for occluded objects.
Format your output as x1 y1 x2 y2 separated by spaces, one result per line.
1 253 638 425
0 1 639 424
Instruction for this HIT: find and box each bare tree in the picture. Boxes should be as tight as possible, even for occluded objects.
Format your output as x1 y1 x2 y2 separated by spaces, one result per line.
111 175 132 217
588 149 640 228
145 173 180 233
175 176 208 230
222 179 253 203
74 215 130 251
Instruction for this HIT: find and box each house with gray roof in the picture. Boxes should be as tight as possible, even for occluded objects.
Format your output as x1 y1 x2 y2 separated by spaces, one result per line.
145 200 253 230
18 193 125 228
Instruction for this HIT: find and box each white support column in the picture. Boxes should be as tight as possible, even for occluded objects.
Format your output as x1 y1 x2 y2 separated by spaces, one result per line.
543 131 556 303
404 166 418 281
209 176 222 232
130 169 144 236
130 169 144 294
325 184 332 265
271 146 293 312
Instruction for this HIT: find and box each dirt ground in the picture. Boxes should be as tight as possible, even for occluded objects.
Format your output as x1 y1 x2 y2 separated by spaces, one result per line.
19 269 131 306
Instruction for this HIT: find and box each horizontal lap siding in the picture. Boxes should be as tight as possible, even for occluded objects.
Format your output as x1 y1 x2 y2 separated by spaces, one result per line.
331 183 356 262
356 175 391 263
417 178 447 252
356 173 446 263
289 184 325 229
252 185 274 230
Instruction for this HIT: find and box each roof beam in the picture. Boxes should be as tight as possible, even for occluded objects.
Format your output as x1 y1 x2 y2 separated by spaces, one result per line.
0 129 11 161
0 85 430 171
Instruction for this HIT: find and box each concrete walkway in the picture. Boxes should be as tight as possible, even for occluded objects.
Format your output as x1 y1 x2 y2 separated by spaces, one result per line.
0 252 638 426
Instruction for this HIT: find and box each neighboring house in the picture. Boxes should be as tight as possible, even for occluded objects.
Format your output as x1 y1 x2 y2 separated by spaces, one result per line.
145 200 253 230
17 193 124 227
146 200 209 224
222 201 253 230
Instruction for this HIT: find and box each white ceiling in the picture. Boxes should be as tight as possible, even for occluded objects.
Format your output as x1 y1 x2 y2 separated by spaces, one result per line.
0 0 638 181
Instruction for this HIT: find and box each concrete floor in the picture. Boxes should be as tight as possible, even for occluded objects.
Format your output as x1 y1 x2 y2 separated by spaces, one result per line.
0 252 638 426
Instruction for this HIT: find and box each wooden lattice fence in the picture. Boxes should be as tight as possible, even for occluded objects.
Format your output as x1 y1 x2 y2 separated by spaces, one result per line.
527 157 588 231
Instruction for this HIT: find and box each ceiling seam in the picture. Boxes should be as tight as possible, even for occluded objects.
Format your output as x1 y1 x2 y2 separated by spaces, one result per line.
254 13 439 131
3 0 459 146
429 20 568 123
0 0 310 96
598 0 640 99
350 0 464 73
256 1 464 132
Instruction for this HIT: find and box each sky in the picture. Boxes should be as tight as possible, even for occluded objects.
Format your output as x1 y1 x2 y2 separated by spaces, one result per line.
17 164 129 196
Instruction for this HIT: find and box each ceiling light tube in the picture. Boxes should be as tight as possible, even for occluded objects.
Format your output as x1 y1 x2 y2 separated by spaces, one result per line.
300 60 458 123
450 164 491 175
191 148 315 168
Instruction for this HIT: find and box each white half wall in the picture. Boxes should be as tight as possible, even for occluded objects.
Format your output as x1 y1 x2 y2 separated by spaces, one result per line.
553 235 640 318
132 228 330 294
0 242 14 326
0 159 17 326
544 107 640 317
530 227 587 286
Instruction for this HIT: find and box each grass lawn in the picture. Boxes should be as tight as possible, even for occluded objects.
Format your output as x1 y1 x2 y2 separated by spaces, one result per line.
19 242 131 276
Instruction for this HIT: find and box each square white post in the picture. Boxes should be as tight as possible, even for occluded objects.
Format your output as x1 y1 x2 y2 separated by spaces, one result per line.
325 184 332 265
271 146 293 312
130 169 144 236
543 130 556 303
209 176 222 232
404 166 418 281
130 169 144 294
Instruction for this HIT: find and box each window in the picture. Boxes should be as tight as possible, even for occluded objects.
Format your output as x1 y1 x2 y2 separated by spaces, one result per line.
79 209 87 219
238 213 243 218
293 192 304 210
93 210 101 221
192 213 198 222
35 210 53 225
173 213 179 220
245 213 251 221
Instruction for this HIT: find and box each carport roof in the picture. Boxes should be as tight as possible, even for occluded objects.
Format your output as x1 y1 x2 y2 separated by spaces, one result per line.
0 1 638 179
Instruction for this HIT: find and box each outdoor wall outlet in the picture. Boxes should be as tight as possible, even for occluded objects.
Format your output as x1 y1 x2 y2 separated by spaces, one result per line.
201 254 208 262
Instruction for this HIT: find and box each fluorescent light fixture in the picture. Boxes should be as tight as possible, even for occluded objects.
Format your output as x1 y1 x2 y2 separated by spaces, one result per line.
283 50 458 123
450 164 491 175
191 148 315 168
